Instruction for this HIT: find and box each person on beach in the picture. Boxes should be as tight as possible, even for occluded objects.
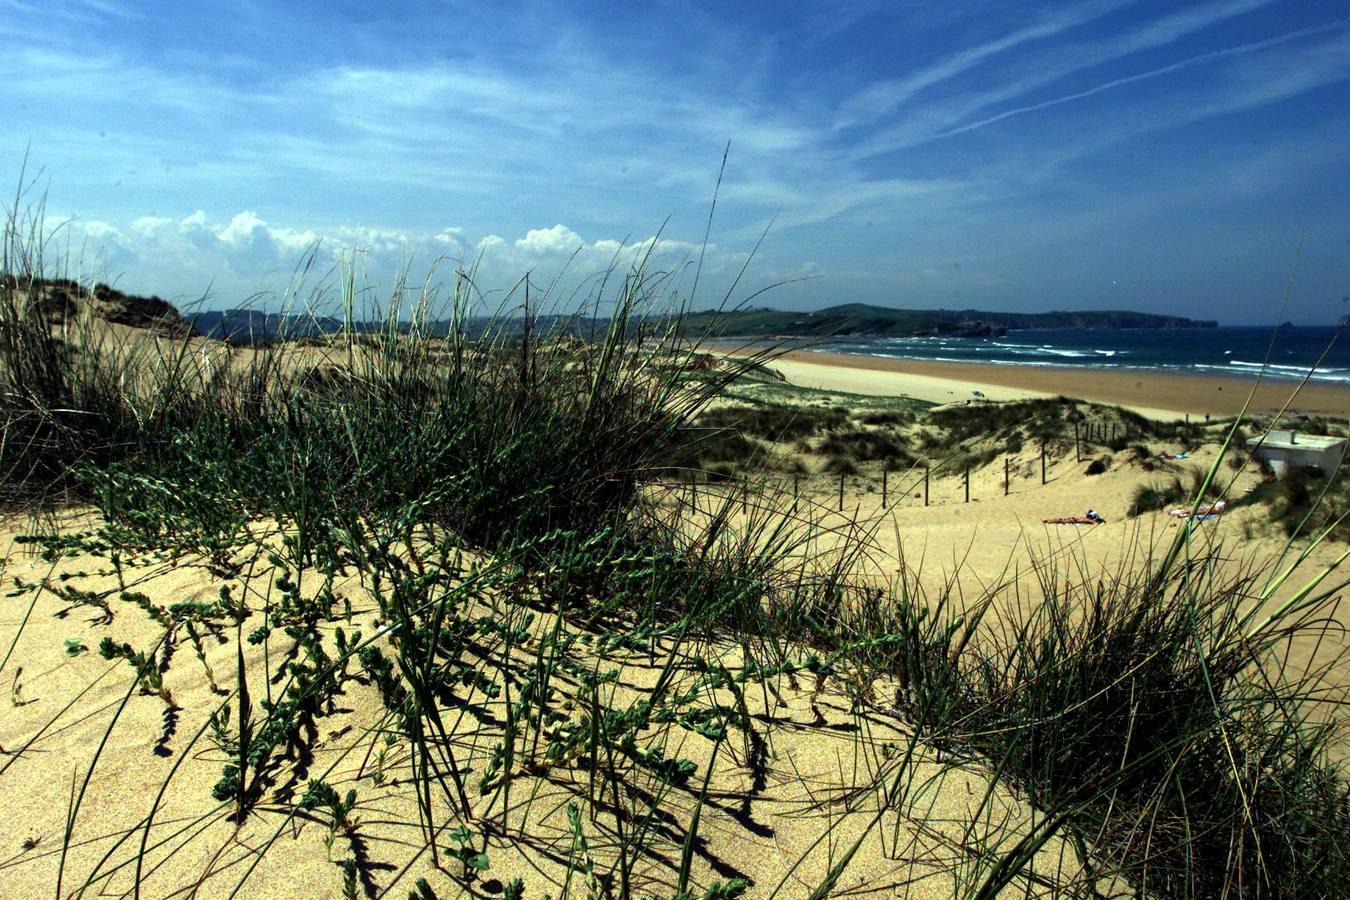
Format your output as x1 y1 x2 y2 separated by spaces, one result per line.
1169 500 1226 518
1043 513 1105 525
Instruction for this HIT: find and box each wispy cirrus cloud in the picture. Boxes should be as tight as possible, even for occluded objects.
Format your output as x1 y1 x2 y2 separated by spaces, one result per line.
848 0 1281 157
833 0 1136 130
932 16 1350 146
2 1 1348 321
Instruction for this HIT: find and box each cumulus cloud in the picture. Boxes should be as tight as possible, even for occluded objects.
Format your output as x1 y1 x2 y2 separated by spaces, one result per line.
514 224 584 255
217 210 268 246
50 211 752 312
80 219 123 241
433 227 465 246
130 215 174 236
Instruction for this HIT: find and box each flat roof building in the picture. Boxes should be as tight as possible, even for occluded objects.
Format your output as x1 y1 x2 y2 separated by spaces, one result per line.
1251 430 1346 478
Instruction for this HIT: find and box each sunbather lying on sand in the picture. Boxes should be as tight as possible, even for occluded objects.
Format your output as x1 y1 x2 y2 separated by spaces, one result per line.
1043 509 1106 525
1043 509 1106 526
1168 500 1227 518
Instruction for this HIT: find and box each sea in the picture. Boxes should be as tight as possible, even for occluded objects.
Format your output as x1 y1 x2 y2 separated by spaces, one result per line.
812 326 1350 386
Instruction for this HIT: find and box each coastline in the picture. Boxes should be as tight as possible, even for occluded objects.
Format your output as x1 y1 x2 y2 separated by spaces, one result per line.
714 345 1350 419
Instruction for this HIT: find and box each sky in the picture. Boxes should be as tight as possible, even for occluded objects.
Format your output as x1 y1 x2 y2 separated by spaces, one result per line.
2 0 1349 324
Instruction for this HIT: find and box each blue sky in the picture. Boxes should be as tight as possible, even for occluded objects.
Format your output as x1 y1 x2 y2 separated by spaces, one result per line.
3 0 1348 324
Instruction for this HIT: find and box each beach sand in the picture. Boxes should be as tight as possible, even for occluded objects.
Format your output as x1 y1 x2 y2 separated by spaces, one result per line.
717 347 1349 420
0 512 1092 898
2 445 1344 897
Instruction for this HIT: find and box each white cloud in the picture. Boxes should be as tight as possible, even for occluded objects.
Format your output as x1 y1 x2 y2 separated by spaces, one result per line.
514 224 584 254
130 215 173 236
216 210 268 246
267 226 319 254
834 0 1135 129
81 219 122 240
47 208 765 313
935 19 1350 144
850 0 1282 158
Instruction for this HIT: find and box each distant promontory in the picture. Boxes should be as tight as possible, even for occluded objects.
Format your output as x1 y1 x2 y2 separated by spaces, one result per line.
679 303 1218 338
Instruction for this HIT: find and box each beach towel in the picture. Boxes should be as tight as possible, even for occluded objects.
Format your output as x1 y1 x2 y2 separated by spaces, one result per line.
1168 500 1227 518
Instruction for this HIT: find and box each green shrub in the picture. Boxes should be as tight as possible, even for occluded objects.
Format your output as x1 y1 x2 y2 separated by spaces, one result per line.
947 446 1000 473
814 428 912 465
823 455 858 476
1127 477 1185 516
858 409 913 427
695 404 847 442
1248 465 1349 542
900 557 1350 897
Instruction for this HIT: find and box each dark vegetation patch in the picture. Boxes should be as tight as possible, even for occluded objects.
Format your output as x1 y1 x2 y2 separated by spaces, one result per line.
1128 478 1186 516
822 455 859 476
926 397 1078 444
694 404 848 442
898 564 1350 898
1242 464 1349 542
1126 467 1222 517
858 409 915 427
813 428 913 465
10 277 199 337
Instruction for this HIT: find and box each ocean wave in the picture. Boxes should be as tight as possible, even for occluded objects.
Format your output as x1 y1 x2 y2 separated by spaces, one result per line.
1229 360 1348 375
816 337 1350 383
1027 347 1094 358
986 342 1124 359
1189 362 1350 384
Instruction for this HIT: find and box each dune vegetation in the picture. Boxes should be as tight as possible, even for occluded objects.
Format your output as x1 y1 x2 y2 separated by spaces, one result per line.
1 194 1348 899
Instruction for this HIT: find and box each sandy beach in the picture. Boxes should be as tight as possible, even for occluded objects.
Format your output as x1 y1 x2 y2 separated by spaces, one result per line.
717 346 1350 420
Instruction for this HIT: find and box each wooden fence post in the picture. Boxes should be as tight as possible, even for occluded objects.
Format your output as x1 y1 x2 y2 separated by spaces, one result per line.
1004 456 1010 495
882 467 888 506
1075 421 1081 461
838 473 845 512
792 472 799 514
1041 442 1047 484
924 465 930 507
964 466 970 503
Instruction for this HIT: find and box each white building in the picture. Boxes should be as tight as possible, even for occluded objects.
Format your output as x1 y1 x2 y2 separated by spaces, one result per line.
1251 430 1346 478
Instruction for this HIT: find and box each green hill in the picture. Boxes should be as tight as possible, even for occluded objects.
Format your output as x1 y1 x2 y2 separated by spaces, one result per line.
679 303 1217 338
